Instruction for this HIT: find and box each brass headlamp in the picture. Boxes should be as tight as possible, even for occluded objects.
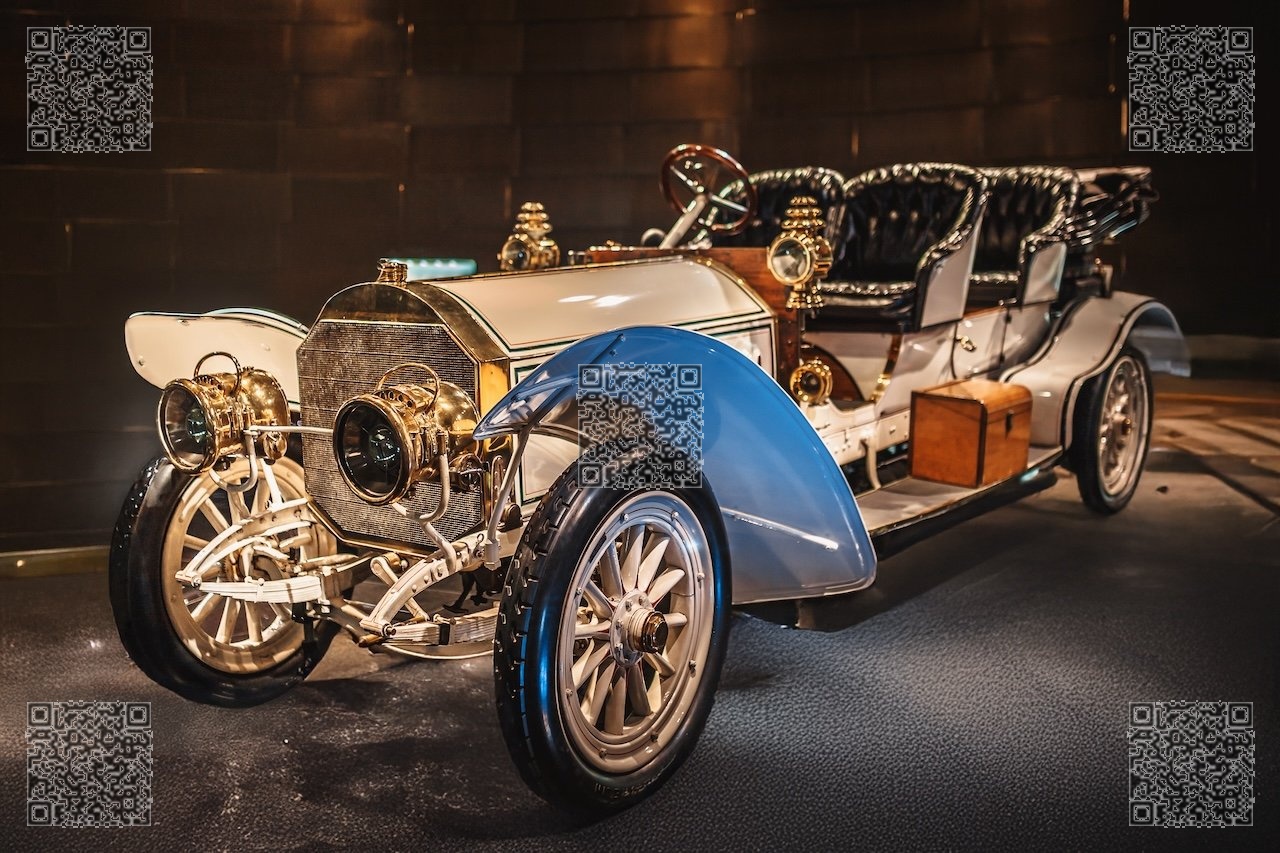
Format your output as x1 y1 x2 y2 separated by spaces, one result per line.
768 195 832 310
499 201 560 272
332 363 479 506
157 352 290 474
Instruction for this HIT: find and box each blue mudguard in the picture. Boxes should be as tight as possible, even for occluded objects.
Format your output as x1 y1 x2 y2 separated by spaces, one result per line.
474 326 877 604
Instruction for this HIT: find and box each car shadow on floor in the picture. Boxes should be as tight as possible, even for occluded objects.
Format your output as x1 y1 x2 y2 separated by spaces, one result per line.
737 453 1200 635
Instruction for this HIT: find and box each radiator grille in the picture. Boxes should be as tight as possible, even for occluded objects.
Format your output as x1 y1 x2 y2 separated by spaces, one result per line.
297 319 482 550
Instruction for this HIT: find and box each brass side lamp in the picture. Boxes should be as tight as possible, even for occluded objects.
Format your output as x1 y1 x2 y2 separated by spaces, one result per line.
499 202 560 272
767 195 832 311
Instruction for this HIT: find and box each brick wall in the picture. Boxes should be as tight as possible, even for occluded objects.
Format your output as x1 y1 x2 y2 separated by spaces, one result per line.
0 0 1265 550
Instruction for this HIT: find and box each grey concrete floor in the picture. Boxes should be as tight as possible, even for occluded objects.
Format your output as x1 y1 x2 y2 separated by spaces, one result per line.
2 377 1278 851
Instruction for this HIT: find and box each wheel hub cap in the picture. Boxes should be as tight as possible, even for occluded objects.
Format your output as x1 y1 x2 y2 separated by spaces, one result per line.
637 611 669 654
610 589 662 667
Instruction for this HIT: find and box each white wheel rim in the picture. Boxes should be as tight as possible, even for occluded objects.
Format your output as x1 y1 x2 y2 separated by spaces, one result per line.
1097 355 1148 497
161 458 336 674
557 492 715 774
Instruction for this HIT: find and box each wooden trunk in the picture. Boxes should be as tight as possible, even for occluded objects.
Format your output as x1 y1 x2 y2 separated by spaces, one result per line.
909 379 1032 488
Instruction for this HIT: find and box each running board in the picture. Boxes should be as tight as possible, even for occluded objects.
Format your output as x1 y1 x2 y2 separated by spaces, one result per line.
863 447 1063 560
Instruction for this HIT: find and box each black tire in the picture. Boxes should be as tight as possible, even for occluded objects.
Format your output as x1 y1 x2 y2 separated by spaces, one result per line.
1070 347 1153 514
109 456 337 707
494 465 731 816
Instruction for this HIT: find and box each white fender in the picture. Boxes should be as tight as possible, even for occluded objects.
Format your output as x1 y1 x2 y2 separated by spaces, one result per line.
1002 292 1189 448
124 308 308 404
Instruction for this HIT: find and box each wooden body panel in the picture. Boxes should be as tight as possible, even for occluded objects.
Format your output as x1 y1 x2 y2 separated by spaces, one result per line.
909 379 1032 487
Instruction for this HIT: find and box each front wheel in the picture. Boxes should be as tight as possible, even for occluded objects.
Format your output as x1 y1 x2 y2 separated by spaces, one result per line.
109 456 339 707
494 470 730 815
1070 347 1153 514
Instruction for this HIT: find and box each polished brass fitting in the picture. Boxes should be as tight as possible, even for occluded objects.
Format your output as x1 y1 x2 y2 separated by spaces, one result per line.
769 195 832 311
157 352 290 474
788 357 834 406
332 362 480 506
499 202 560 271
375 258 409 285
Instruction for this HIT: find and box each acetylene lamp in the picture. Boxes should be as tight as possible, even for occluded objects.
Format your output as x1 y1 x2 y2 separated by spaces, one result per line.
768 195 832 310
157 352 289 474
499 201 560 272
332 362 479 506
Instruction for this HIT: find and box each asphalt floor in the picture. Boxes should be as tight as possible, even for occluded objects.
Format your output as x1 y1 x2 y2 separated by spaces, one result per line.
2 376 1277 851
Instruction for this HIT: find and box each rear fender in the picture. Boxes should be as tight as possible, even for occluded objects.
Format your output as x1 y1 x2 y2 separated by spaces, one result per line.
1002 292 1188 448
475 326 877 604
124 308 308 404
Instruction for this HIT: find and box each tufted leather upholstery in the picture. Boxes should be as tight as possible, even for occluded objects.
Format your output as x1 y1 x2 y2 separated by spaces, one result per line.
818 163 987 327
710 167 849 261
968 166 1079 303
973 167 1079 273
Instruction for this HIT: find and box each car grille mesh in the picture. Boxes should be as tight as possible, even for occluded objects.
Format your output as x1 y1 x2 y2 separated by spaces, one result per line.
297 319 482 550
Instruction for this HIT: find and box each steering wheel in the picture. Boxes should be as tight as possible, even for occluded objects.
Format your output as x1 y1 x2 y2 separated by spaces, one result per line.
658 143 757 247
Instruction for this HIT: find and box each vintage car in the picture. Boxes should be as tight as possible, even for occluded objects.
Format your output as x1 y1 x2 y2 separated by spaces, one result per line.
111 144 1188 814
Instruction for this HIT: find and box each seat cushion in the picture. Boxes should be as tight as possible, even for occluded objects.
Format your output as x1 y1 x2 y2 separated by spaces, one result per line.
966 271 1019 304
973 166 1078 275
830 165 978 283
816 279 917 320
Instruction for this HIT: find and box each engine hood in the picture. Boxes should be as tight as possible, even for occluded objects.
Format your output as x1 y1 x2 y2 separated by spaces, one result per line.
427 256 771 358
312 255 774 411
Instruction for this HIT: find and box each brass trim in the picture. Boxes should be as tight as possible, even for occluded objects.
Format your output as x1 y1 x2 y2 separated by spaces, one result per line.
158 365 290 474
789 358 834 406
375 258 409 285
499 202 560 271
871 334 904 403
770 196 832 311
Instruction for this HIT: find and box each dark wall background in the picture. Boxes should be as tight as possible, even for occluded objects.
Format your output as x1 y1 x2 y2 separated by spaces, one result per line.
0 0 1268 550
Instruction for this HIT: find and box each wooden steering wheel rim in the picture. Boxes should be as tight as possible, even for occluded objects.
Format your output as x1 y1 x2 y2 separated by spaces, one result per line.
659 143 757 235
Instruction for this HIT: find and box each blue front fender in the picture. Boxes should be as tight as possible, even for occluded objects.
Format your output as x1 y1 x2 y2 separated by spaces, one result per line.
475 326 876 604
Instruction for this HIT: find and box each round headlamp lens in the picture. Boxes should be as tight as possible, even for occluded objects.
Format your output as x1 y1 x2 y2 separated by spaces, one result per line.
185 404 210 446
366 423 400 470
500 236 530 271
161 385 212 471
768 236 812 284
336 401 404 502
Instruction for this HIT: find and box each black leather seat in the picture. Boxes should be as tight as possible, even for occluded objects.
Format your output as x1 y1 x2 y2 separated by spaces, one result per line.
969 166 1079 305
710 167 848 263
818 163 987 329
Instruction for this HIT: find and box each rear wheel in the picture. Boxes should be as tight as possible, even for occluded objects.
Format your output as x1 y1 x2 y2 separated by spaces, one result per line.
494 470 730 815
109 456 338 707
1071 348 1152 514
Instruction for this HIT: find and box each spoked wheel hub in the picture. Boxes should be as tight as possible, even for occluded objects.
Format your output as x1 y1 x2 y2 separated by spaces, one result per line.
1096 354 1148 497
606 589 670 667
559 493 714 774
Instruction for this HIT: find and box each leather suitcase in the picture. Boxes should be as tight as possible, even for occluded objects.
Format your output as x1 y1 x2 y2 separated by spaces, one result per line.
909 379 1032 488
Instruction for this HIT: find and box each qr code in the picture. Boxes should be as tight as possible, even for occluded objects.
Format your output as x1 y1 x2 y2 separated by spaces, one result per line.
1128 27 1254 152
1128 701 1254 827
27 26 153 153
577 363 703 490
27 701 153 827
